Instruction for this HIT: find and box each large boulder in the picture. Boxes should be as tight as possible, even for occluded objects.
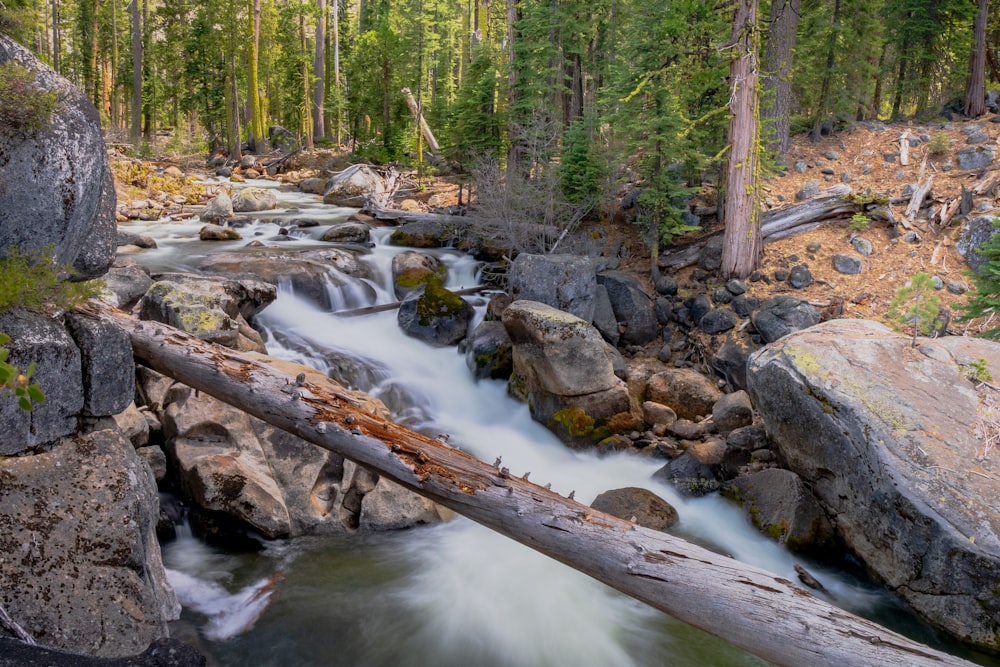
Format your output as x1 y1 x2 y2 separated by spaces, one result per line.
323 164 388 207
102 260 153 310
232 187 278 213
590 487 678 531
750 296 821 343
154 356 448 537
508 254 597 322
645 368 724 422
0 35 116 279
747 319 1000 648
596 271 658 345
0 429 179 657
397 282 474 346
64 313 134 417
463 320 513 380
391 250 447 300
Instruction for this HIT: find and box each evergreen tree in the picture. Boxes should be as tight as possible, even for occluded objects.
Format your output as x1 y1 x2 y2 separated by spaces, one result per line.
959 220 1000 340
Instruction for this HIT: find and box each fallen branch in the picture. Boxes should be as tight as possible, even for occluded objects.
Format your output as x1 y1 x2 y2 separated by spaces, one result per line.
77 300 975 667
905 177 934 222
333 286 490 317
0 601 35 645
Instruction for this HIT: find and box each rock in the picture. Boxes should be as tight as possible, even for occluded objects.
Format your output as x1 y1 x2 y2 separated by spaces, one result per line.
788 264 813 289
232 187 278 212
666 418 705 440
64 313 134 417
713 286 734 304
391 251 447 300
0 35 116 279
157 356 448 537
653 452 720 497
956 145 995 170
102 260 153 310
687 294 712 325
590 487 678 530
199 192 233 221
117 229 158 249
199 223 241 241
597 271 658 345
359 478 449 530
0 430 178 656
795 180 820 201
323 164 388 207
850 237 874 256
722 469 835 553
239 155 257 169
508 254 597 322
0 637 205 667
463 320 513 380
832 254 862 274
710 333 759 391
298 177 328 195
967 130 990 144
699 308 737 334
747 319 1000 648
389 220 459 248
957 215 1000 275
592 285 620 346
113 402 150 448
698 235 723 272
320 221 371 245
0 310 82 453
655 274 678 296
726 424 770 452
397 282 474 346
646 368 724 421
712 390 753 433
750 296 821 344
730 294 759 319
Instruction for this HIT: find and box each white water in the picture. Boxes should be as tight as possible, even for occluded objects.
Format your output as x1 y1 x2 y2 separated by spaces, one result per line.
139 180 946 666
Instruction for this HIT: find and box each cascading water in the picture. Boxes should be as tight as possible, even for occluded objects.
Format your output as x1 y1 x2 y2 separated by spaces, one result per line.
133 179 978 666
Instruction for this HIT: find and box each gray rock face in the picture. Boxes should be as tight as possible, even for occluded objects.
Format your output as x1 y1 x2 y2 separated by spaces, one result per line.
397 283 474 346
298 177 328 195
795 180 820 201
591 285 620 346
700 308 737 334
508 254 597 322
0 310 82 454
750 296 820 343
956 145 995 171
747 319 1000 648
156 355 448 537
198 192 233 221
323 164 388 207
597 271 658 345
722 469 835 553
958 215 1000 274
0 35 116 279
102 260 154 309
0 429 179 656
463 320 513 380
64 314 134 417
231 187 278 212
590 487 678 530
711 390 753 433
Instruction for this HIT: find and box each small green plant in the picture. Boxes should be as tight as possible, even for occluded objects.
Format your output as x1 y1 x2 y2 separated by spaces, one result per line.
927 134 951 156
962 359 994 384
887 272 944 346
848 212 871 232
0 246 104 313
0 334 44 411
957 218 1000 340
0 62 58 131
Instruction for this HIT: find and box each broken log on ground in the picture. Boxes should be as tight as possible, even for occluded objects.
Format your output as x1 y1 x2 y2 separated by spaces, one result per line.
333 285 490 317
78 300 975 667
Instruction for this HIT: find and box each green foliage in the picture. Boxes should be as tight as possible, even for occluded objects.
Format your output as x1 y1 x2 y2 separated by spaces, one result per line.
0 62 57 131
0 334 45 412
445 44 505 168
848 212 871 232
0 247 103 314
957 219 1000 340
962 359 994 384
559 113 604 208
927 134 951 155
636 175 700 245
887 272 943 343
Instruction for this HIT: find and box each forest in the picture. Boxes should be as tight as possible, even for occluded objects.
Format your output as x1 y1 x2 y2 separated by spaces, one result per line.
0 0 995 274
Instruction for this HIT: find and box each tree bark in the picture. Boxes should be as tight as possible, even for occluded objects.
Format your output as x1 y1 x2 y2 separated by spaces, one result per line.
76 301 975 667
129 0 142 145
761 0 800 153
332 0 342 144
964 0 989 118
314 0 327 143
248 0 265 152
721 0 762 279
811 0 841 141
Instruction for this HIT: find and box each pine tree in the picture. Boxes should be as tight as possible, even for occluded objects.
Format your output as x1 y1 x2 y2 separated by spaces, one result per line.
959 220 1000 340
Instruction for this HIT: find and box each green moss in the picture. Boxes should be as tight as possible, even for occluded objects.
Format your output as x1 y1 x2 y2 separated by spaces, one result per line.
785 344 822 376
0 246 104 313
552 406 595 438
0 62 57 131
415 281 467 325
396 267 445 290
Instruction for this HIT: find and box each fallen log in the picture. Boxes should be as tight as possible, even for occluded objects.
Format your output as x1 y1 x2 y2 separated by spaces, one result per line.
77 299 974 667
333 285 490 317
905 176 934 222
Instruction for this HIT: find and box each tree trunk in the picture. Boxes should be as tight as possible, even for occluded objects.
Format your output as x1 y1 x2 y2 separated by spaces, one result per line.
129 0 142 145
964 0 989 118
248 0 265 152
761 0 800 153
314 0 327 143
301 9 313 150
332 0 342 145
51 0 60 74
721 0 762 279
811 0 840 142
76 301 975 667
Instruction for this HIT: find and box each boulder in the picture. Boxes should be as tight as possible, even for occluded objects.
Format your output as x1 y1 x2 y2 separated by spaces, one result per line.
323 164 388 207
653 451 721 497
64 313 134 417
750 296 821 343
391 250 447 300
102 260 153 310
0 35 116 279
508 254 598 322
747 319 1000 648
298 177 328 195
597 271 658 345
591 284 620 346
722 468 835 554
198 192 233 221
199 223 241 241
0 430 179 656
590 487 679 531
956 145 995 171
320 221 372 245
389 220 459 248
710 333 759 391
0 310 82 454
463 320 513 380
711 390 753 433
0 637 204 667
646 368 724 421
155 355 448 537
397 283 475 346
958 215 1000 275
699 308 738 335
232 187 278 212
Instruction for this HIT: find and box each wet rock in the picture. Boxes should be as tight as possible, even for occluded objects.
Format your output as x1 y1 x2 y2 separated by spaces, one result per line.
591 487 678 530
199 192 233 221
323 164 388 207
199 223 241 241
391 251 447 300
232 187 277 212
397 283 474 346
389 220 459 248
653 452 721 497
710 334 759 391
320 221 371 245
463 320 513 380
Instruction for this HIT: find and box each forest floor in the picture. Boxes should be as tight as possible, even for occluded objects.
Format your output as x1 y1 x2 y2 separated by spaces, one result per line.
116 116 1000 339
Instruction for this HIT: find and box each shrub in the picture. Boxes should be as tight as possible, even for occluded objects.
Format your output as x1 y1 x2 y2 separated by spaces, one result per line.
957 218 1000 340
0 334 44 411
0 61 57 131
887 272 944 345
927 134 950 156
0 246 104 313
848 212 871 232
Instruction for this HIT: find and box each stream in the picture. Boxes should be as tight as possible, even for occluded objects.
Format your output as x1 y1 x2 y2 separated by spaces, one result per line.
125 179 983 666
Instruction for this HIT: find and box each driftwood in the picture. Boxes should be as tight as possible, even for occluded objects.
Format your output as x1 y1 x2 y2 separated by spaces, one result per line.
402 88 442 155
78 300 975 667
971 170 1000 196
0 601 35 645
333 286 490 317
905 176 934 222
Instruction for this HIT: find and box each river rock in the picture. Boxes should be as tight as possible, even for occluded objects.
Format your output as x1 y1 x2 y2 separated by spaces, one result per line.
750 296 820 343
646 368 724 422
389 220 460 248
298 177 328 195
323 164 388 207
591 284 620 346
597 271 657 345
198 248 373 310
199 223 241 241
0 429 179 656
463 320 513 380
199 192 233 221
397 282 474 346
710 333 759 391
508 254 597 322
232 187 278 212
653 451 721 496
590 487 678 530
320 221 372 245
391 250 447 299
0 35 116 279
117 229 158 249
722 468 835 554
102 260 154 309
711 390 753 433
747 319 1000 648
156 355 447 537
